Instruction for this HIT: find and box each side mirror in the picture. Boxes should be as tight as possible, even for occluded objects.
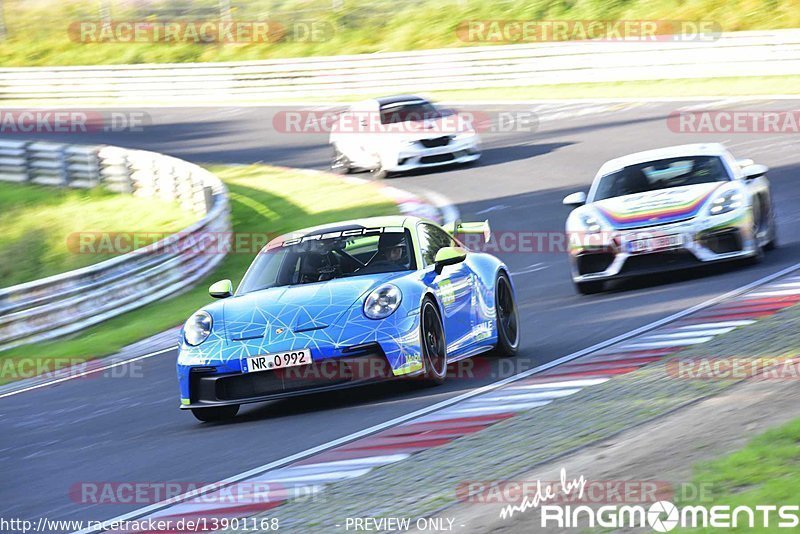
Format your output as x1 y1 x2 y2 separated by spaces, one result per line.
209 279 233 299
742 164 768 180
736 158 754 169
434 246 468 274
563 191 587 207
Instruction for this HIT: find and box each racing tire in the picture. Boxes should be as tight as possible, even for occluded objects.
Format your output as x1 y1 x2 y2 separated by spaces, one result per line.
420 298 447 385
370 165 389 180
575 280 605 295
745 245 765 266
745 204 766 265
490 272 519 357
765 211 778 251
330 145 352 175
191 404 239 423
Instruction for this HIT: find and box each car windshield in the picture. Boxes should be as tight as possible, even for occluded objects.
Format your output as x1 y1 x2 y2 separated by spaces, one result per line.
379 100 450 124
237 227 415 294
592 156 730 201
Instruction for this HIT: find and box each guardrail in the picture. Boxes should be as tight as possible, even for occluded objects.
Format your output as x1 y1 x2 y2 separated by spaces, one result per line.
0 30 799 102
0 142 231 351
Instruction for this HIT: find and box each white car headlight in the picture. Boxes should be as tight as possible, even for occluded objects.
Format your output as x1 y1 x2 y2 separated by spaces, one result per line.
709 189 744 216
364 284 402 320
579 213 602 233
184 310 212 346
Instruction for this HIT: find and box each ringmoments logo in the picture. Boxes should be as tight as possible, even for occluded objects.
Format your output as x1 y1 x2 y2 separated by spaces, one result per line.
535 502 800 531
498 469 800 531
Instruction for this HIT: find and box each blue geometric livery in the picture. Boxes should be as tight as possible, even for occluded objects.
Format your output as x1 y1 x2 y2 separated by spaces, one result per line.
177 216 520 422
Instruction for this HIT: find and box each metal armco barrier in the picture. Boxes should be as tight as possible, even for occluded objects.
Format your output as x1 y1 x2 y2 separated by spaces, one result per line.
0 142 231 351
0 30 798 102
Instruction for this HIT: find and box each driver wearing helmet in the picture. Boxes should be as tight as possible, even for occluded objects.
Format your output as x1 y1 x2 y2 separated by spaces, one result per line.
377 232 410 269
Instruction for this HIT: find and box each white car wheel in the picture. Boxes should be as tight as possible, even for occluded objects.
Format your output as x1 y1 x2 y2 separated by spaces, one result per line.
330 145 352 175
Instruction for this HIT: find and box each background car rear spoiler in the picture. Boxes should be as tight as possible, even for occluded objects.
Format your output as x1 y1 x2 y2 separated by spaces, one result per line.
443 219 491 242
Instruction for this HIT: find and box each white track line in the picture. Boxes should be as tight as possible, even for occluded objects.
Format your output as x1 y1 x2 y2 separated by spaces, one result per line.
511 263 548 276
445 401 553 414
746 289 800 297
641 329 735 339
470 389 582 403
510 378 609 389
673 321 755 329
0 346 176 400
621 338 715 349
73 260 800 534
297 454 409 470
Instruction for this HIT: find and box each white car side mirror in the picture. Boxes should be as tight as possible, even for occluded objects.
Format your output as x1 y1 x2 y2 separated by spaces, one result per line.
563 191 587 207
742 164 769 180
736 158 754 169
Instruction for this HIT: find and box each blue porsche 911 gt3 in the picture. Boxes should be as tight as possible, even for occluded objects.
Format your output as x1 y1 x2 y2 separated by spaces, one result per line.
177 216 519 422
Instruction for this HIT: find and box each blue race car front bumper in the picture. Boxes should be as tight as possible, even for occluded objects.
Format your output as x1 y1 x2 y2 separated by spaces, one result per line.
177 308 425 408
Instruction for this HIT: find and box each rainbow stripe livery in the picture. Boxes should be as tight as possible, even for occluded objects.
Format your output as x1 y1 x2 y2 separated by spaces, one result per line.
595 183 721 229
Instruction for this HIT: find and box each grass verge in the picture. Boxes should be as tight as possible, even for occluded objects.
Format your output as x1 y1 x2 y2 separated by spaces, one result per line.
0 165 398 385
0 181 197 286
676 417 800 533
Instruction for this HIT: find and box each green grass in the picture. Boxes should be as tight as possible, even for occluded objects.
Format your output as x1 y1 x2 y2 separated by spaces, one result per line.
676 417 800 532
0 0 797 66
0 165 398 385
0 182 197 286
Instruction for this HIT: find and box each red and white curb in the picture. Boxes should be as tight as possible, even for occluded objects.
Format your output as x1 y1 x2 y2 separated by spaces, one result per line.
80 267 800 533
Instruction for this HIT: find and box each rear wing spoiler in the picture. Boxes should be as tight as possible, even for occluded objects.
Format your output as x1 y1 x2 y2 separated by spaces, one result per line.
443 219 491 242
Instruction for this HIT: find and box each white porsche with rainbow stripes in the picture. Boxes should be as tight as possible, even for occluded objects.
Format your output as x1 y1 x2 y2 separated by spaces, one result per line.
562 144 777 294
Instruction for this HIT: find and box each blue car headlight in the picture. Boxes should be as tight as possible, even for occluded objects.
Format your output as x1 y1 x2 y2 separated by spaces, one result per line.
184 310 212 346
364 284 402 320
709 189 744 216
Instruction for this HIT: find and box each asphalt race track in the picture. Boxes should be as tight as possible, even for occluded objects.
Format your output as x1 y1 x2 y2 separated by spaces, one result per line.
2 99 800 528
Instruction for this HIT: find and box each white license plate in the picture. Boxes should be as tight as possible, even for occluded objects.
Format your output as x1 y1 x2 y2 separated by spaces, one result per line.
628 234 683 254
244 349 311 373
